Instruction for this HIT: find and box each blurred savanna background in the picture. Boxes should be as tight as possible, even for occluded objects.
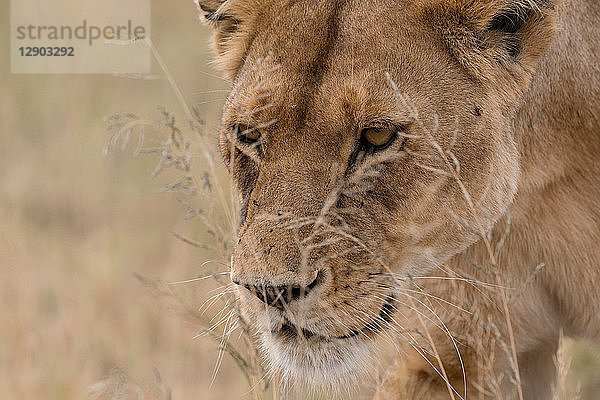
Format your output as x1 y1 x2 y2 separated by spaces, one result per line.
1 1 600 399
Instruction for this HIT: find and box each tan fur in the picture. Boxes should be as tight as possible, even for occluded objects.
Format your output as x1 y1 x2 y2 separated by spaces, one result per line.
198 0 600 397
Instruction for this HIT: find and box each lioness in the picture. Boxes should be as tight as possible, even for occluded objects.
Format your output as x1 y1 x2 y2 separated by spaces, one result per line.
196 0 600 398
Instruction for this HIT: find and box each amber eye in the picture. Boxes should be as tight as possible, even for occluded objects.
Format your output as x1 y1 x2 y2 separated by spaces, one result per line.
361 127 397 150
236 124 261 144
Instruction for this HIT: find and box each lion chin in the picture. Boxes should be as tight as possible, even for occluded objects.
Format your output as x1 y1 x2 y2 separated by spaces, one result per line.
259 329 373 393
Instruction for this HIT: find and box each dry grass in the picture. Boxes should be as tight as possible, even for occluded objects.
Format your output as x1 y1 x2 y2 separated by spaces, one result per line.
0 2 249 399
1 1 599 399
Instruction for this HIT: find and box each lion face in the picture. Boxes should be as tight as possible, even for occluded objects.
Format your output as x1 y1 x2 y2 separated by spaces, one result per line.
198 0 558 388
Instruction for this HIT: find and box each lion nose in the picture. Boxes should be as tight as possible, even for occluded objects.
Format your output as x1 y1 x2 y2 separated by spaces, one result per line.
232 271 322 309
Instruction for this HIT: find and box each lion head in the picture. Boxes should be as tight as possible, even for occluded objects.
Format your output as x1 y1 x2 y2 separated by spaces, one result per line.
196 0 560 389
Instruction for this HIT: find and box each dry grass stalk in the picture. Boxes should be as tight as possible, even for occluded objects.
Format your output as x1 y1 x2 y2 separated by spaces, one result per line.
103 37 273 400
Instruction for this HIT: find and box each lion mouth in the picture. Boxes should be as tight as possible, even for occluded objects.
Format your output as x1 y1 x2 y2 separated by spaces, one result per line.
272 295 396 341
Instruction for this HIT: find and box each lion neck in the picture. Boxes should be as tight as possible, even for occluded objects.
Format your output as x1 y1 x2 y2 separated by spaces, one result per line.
513 0 600 196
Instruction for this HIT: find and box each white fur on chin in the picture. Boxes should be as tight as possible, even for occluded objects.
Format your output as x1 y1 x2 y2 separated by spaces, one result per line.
259 330 374 395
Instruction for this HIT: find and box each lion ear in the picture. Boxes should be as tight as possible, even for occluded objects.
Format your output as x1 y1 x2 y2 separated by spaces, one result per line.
430 0 562 79
196 0 247 76
196 0 234 23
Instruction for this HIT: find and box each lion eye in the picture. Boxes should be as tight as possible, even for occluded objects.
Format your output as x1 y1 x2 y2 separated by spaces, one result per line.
236 124 261 144
361 127 396 150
